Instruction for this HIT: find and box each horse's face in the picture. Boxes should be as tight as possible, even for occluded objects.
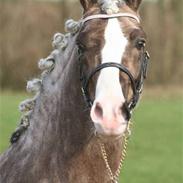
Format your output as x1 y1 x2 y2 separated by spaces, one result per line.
77 0 146 136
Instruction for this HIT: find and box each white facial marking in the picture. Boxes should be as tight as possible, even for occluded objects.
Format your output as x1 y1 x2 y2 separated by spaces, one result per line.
95 18 128 99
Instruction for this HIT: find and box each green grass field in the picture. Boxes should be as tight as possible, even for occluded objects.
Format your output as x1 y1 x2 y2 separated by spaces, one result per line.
0 90 182 183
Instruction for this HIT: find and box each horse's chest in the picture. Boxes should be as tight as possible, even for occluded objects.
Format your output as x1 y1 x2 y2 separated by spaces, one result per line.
68 153 111 183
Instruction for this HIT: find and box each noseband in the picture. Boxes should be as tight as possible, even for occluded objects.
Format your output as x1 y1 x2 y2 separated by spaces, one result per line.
78 13 150 113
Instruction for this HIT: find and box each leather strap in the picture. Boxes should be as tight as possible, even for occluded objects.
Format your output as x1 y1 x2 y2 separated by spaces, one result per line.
80 13 140 25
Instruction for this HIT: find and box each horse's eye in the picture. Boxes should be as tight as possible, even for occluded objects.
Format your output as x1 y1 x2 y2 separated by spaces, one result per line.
136 38 146 50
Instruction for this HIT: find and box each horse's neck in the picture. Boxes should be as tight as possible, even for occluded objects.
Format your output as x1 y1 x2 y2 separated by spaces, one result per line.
68 136 123 183
0 35 124 183
24 36 93 156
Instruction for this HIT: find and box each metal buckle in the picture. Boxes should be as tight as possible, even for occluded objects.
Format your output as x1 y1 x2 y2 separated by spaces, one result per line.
145 51 150 59
143 51 150 79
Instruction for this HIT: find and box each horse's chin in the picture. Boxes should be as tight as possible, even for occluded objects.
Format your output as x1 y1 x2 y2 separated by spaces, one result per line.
94 122 128 140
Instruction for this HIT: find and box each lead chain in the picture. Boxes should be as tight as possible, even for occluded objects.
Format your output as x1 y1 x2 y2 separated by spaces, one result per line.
98 121 132 183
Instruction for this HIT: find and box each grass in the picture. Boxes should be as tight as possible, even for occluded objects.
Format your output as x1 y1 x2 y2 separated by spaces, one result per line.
0 91 29 151
0 89 182 183
121 97 182 183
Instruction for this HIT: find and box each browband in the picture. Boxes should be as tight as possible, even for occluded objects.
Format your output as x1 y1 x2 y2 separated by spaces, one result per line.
80 13 140 25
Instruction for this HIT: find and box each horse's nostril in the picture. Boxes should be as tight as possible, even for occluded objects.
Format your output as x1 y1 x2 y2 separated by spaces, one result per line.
94 102 103 119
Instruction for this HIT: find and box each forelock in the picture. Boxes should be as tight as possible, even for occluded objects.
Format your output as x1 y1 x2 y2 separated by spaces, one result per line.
97 0 124 14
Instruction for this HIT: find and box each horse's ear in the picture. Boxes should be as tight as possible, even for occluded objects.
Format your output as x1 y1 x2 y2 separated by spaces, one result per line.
80 0 97 12
125 0 142 11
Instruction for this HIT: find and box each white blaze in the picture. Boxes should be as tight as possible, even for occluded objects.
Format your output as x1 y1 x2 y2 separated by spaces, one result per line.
95 18 128 100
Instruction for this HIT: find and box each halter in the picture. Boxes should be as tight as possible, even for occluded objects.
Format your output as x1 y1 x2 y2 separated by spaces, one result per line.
78 13 150 114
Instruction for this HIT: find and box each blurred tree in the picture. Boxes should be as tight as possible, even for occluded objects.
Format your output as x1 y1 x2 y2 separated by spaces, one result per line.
0 0 182 90
141 0 183 85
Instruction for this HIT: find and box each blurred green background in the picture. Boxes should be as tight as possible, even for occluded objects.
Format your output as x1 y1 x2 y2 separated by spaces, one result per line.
0 0 182 182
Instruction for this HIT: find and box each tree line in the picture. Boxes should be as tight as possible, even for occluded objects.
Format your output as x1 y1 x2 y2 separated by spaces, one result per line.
0 0 182 90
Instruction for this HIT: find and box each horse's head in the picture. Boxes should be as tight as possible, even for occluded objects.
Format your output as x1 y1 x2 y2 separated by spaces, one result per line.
77 0 149 136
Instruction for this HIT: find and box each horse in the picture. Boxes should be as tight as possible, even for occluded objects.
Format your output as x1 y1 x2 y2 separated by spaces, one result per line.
0 0 150 182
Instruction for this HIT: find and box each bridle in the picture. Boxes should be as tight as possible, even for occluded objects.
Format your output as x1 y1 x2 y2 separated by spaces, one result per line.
78 13 150 115
78 13 150 183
